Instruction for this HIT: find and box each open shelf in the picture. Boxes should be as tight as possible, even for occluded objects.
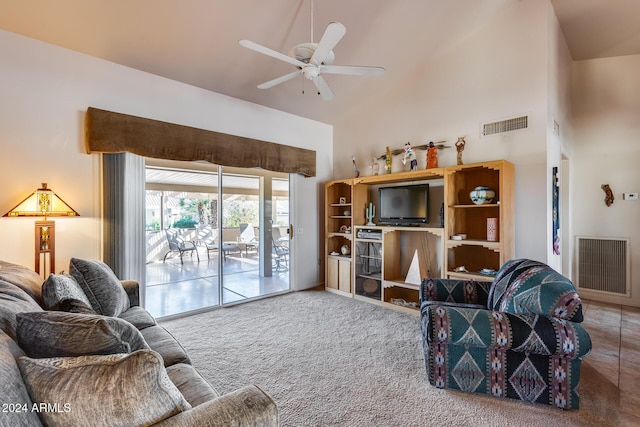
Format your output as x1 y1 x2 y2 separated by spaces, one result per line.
446 271 496 282
325 160 513 315
382 279 420 291
384 285 420 311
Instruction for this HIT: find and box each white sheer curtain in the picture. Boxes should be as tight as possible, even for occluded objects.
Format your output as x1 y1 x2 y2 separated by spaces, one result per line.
102 152 146 304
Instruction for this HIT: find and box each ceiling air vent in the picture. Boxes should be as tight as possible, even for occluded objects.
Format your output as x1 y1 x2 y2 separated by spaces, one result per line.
481 115 529 137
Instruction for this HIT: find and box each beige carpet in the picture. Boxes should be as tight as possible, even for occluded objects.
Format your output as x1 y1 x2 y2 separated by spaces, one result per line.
161 290 617 426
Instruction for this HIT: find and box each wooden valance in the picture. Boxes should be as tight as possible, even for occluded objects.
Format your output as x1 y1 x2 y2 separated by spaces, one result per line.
85 107 316 177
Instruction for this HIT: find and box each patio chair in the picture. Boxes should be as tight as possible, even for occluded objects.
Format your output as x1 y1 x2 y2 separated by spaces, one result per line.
239 223 259 254
195 224 240 261
272 240 289 271
163 228 200 264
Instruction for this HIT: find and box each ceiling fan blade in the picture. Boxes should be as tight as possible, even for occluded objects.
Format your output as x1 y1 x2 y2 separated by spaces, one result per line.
310 22 346 66
257 70 301 89
239 40 307 68
313 75 334 101
319 65 385 76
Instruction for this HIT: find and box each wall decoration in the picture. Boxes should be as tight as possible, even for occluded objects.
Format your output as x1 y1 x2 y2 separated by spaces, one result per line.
552 167 560 255
601 184 614 207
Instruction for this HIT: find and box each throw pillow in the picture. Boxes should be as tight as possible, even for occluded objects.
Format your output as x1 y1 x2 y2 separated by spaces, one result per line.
69 258 130 316
49 298 97 314
16 311 149 358
18 350 191 427
41 273 93 311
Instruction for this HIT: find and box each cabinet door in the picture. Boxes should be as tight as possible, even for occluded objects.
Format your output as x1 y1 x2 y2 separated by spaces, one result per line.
327 257 339 289
338 259 351 293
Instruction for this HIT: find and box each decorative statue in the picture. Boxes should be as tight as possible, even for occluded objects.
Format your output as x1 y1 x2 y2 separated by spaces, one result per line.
378 141 449 171
352 156 360 178
369 158 380 176
402 142 418 171
426 141 438 169
384 146 392 174
365 202 375 226
455 136 466 165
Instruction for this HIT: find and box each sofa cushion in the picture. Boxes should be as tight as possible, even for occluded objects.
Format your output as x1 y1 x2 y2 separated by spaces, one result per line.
16 311 149 358
0 281 44 341
488 259 584 322
18 350 191 427
0 260 44 306
140 325 191 367
0 330 43 427
49 298 97 314
119 306 157 330
166 363 220 407
69 258 130 316
41 273 93 311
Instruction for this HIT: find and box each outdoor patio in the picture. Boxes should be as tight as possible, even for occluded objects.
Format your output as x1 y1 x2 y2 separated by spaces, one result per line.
145 248 289 318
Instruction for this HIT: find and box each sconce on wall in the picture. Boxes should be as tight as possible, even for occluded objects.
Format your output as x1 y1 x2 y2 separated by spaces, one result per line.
3 183 79 275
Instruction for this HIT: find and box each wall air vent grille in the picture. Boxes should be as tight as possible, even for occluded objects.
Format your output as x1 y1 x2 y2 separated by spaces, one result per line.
481 115 529 136
576 236 630 296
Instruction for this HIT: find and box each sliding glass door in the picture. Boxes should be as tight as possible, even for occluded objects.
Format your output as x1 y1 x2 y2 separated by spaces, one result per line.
144 160 290 317
220 169 290 305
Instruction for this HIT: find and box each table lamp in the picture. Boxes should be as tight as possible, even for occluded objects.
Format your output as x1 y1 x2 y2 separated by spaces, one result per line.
3 183 79 275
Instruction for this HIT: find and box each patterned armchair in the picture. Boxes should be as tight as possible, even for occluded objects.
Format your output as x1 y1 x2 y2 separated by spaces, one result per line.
419 259 591 409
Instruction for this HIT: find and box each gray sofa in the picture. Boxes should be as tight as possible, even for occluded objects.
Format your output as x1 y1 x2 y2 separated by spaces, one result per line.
0 259 278 427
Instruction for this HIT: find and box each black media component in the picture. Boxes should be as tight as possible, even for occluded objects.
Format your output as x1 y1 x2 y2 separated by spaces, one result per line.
378 184 429 226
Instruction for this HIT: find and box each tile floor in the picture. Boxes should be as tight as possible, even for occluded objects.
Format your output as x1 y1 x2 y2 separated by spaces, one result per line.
145 250 289 318
581 299 640 425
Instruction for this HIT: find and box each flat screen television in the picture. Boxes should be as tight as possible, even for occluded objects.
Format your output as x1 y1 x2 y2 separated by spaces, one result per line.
378 184 429 225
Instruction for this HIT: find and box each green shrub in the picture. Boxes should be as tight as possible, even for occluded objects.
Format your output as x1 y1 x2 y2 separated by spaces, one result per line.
172 218 197 229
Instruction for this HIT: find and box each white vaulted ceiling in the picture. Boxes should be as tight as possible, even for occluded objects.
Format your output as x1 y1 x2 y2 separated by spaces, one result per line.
0 0 638 124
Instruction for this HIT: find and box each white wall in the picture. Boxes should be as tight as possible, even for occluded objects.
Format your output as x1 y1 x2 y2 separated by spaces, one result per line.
572 54 640 306
0 29 333 290
546 2 574 273
332 0 551 262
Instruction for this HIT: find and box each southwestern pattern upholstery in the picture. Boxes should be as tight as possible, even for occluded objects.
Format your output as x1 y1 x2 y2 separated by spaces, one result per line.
420 259 592 409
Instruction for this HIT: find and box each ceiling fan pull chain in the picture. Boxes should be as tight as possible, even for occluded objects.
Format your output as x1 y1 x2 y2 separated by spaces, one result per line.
310 0 314 43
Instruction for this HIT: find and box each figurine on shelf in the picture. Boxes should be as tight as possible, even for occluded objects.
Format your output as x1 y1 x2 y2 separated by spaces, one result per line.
352 155 360 178
365 202 375 226
384 146 392 174
402 142 418 171
455 136 466 165
369 158 380 176
426 141 438 169
379 141 449 171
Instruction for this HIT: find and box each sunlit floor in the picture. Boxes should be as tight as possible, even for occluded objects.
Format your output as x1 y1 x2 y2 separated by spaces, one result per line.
145 250 289 318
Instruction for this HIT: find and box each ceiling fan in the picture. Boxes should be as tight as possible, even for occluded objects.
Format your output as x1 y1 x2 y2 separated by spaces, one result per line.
239 1 385 100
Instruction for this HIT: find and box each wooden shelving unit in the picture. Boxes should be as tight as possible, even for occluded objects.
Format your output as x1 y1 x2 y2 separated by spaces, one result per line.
324 160 514 312
325 179 367 296
444 160 514 281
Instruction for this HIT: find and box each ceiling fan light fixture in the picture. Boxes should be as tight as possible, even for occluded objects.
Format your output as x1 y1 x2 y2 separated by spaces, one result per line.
239 4 383 100
302 67 320 80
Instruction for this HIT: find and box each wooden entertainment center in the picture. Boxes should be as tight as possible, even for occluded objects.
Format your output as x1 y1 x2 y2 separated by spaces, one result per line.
324 160 514 314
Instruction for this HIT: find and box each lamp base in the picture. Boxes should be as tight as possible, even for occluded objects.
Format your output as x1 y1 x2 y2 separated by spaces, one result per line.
35 220 55 276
